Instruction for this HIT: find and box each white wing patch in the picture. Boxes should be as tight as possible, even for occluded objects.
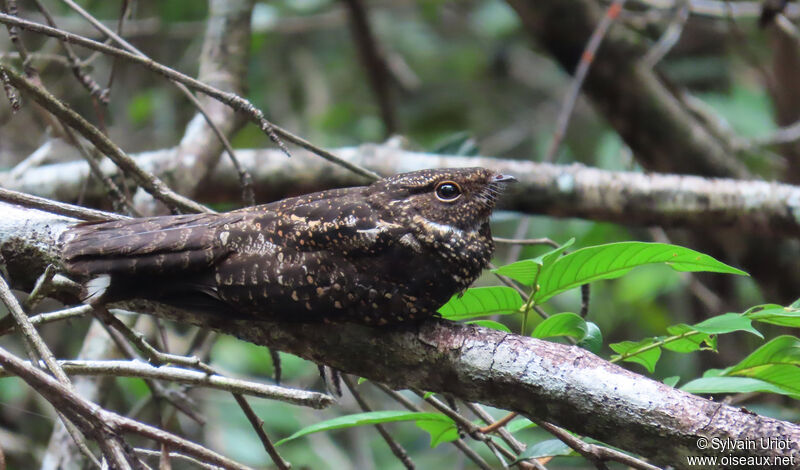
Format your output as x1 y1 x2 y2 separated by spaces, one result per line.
85 274 111 303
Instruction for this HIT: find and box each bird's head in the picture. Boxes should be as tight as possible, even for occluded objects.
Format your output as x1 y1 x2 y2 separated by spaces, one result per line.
366 167 515 233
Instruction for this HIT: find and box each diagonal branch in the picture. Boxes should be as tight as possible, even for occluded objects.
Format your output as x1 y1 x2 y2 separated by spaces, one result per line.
506 0 751 179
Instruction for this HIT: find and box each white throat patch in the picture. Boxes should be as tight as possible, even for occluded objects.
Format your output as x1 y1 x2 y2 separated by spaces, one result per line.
413 215 475 238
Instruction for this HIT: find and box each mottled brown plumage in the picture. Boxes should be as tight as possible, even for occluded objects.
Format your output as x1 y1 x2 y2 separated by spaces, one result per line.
61 168 514 325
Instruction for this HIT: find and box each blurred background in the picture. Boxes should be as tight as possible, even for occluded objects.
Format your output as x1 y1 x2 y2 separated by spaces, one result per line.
1 1 798 468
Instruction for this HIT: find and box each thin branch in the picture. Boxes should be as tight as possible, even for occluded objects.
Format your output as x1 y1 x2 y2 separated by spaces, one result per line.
342 375 414 470
642 0 690 68
341 0 397 135
533 419 661 470
21 263 55 311
0 12 381 181
0 305 92 336
0 65 211 214
31 0 109 103
60 0 255 206
464 403 546 469
544 0 626 162
99 319 208 426
232 394 292 470
0 358 332 408
411 389 522 467
135 448 224 470
0 270 70 384
632 0 800 19
0 270 110 467
94 307 215 374
0 186 124 221
0 344 253 470
0 304 92 337
1 67 19 111
372 383 494 470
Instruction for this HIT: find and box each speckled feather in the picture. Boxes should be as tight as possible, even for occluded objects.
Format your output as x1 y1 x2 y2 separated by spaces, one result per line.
61 168 512 325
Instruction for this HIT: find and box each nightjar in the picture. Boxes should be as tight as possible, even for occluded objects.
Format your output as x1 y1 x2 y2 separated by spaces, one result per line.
61 168 514 325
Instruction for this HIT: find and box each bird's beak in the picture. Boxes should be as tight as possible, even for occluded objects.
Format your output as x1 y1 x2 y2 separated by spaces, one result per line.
493 174 517 183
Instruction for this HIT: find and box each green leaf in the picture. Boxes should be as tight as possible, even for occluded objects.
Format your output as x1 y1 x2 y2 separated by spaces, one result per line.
491 239 574 286
577 321 603 353
610 339 662 373
681 377 797 399
416 419 459 448
692 313 762 338
465 319 512 333
515 439 573 461
423 391 434 399
662 324 715 353
505 417 536 434
357 377 367 385
663 376 680 387
717 336 800 397
438 286 523 321
728 336 800 374
746 304 800 328
532 312 587 340
275 411 452 446
533 242 747 304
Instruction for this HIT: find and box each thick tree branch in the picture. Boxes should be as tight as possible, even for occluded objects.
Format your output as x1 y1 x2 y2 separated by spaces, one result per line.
3 145 800 238
1 202 798 469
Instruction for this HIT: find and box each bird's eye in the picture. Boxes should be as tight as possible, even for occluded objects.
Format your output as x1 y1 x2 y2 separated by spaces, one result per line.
435 181 462 202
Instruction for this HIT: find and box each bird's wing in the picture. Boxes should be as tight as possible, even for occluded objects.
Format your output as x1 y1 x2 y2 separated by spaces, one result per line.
207 192 424 322
229 186 409 255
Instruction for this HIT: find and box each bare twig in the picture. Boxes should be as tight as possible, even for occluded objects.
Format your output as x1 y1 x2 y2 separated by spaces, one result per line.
60 0 255 206
0 358 332 408
0 304 93 337
232 394 292 470
1 68 19 111
372 383 494 470
31 0 109 103
342 375 414 469
135 448 224 470
533 419 661 470
642 0 690 67
464 403 540 469
0 270 110 467
544 0 627 162
0 186 124 221
0 344 253 469
342 0 397 135
94 308 215 374
0 12 381 181
411 389 526 468
0 65 211 214
21 264 55 311
631 0 800 19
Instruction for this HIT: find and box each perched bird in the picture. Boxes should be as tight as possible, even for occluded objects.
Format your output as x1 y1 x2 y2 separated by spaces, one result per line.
61 168 515 325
